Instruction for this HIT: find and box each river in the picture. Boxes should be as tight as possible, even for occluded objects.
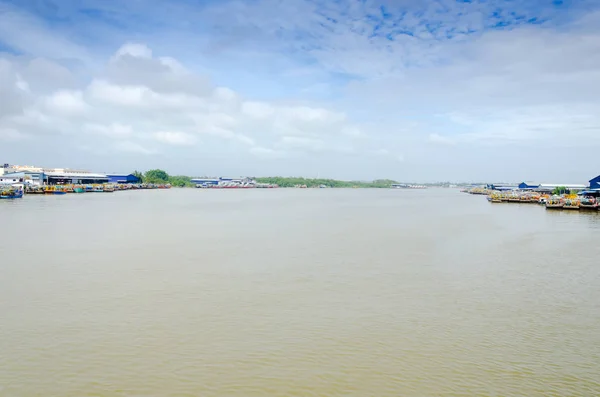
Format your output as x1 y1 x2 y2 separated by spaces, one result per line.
1 188 599 396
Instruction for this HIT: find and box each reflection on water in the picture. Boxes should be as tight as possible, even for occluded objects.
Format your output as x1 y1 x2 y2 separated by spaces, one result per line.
1 189 599 396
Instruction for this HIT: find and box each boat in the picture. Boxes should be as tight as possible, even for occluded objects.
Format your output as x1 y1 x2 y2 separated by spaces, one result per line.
103 185 115 192
563 198 580 210
545 196 564 209
0 185 24 199
580 196 599 210
92 185 104 192
85 185 94 192
73 186 85 193
25 186 45 194
44 186 66 195
54 187 67 195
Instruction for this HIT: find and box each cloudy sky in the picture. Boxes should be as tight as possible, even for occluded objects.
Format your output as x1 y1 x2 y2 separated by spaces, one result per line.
1 0 599 182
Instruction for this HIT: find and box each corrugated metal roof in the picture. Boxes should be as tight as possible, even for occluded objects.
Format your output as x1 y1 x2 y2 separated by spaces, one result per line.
46 172 108 178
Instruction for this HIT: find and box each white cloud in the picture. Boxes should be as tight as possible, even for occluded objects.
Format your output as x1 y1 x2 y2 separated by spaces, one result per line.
46 90 87 114
250 146 286 158
278 136 325 151
0 127 27 141
85 123 133 138
153 131 197 146
428 133 456 146
241 101 274 119
0 42 362 171
115 141 156 155
114 43 153 59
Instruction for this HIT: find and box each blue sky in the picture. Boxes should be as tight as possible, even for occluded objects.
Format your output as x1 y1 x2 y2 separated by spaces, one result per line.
1 0 599 181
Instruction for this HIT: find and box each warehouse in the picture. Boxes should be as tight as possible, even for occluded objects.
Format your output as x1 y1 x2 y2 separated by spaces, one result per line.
106 174 141 184
46 171 108 185
0 171 46 186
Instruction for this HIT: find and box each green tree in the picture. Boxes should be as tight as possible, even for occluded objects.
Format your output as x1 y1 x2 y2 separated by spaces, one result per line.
132 170 144 183
254 177 399 188
168 175 193 187
144 169 170 183
552 186 568 195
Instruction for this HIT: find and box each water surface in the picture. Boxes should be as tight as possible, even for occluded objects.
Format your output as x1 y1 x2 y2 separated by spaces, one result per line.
1 189 599 396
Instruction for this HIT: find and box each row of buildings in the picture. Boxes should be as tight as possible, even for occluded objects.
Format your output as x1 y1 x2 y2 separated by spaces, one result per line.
0 164 141 186
190 177 257 188
486 175 600 193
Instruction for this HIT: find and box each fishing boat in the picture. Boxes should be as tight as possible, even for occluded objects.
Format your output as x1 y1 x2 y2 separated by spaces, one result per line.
54 186 67 195
25 185 45 194
0 185 24 199
85 185 94 192
43 186 64 194
63 185 74 193
103 185 115 192
563 198 580 210
92 185 104 192
545 196 564 209
73 185 85 193
580 196 599 210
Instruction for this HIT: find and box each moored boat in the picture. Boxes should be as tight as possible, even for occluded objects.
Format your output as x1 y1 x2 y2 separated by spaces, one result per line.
579 197 597 210
25 186 45 194
92 185 104 192
0 185 24 199
563 198 580 210
545 196 564 209
73 185 85 193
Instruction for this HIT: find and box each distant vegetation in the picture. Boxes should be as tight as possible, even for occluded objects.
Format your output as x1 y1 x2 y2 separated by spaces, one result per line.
133 169 194 187
552 186 568 195
131 171 417 189
254 177 398 188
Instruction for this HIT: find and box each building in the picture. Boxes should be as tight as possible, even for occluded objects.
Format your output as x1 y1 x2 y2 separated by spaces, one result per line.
0 171 46 186
589 175 600 190
487 184 518 191
535 183 588 193
190 177 256 187
518 182 540 190
106 174 141 184
45 171 108 185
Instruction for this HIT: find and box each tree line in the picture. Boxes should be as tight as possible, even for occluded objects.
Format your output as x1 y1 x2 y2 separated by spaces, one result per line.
131 170 400 188
254 177 398 188
132 169 193 187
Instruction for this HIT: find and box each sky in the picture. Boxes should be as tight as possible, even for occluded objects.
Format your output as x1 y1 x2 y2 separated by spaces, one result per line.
1 0 599 182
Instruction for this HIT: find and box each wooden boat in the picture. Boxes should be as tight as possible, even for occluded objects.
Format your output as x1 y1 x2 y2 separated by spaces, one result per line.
103 185 115 192
85 185 94 192
563 198 580 210
0 185 23 199
92 185 104 192
545 197 564 209
579 197 598 210
26 186 45 194
44 186 54 194
73 186 85 193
